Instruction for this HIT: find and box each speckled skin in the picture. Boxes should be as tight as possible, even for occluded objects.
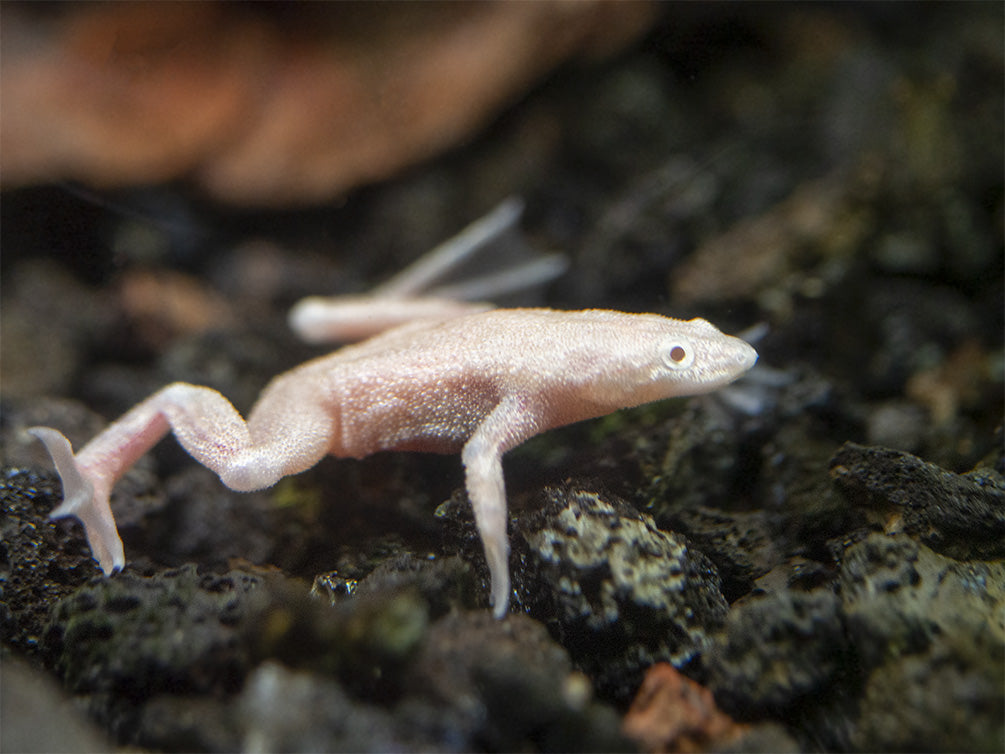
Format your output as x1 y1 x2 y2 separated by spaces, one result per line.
30 307 756 617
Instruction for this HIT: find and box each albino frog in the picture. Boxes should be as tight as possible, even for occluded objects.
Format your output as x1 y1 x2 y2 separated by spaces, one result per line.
29 200 757 617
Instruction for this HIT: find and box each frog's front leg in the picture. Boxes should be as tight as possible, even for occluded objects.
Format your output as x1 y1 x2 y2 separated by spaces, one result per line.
29 381 335 575
461 393 546 618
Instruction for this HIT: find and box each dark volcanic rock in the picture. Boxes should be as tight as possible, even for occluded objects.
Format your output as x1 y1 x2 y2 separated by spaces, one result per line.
657 505 782 601
515 487 728 701
349 552 480 617
850 636 1004 753
704 530 1005 750
703 588 850 718
836 532 1004 751
0 466 101 655
830 442 1005 559
405 611 631 753
43 565 265 698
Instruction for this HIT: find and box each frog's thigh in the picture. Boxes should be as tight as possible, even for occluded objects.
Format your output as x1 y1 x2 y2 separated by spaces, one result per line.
225 389 336 490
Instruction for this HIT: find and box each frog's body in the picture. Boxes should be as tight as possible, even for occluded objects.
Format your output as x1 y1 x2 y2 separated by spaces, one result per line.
29 199 757 617
30 307 756 617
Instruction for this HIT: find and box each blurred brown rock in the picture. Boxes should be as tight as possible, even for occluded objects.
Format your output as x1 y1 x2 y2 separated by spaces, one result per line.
622 663 746 753
1 2 655 206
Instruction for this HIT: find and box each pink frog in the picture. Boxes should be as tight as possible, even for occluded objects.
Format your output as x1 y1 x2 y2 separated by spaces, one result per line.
29 199 757 617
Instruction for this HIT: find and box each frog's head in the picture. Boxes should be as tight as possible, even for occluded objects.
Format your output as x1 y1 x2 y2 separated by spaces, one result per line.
565 311 758 414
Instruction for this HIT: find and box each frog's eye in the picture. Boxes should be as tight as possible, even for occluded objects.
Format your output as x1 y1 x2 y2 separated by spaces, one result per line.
663 339 695 370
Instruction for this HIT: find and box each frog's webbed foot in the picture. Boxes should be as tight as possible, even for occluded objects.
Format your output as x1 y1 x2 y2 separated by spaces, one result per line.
27 427 124 575
288 197 568 343
374 196 567 303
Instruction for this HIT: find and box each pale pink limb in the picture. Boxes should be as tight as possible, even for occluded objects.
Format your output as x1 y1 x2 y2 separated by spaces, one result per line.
27 427 123 574
287 196 568 344
29 381 336 574
373 197 525 298
289 296 492 344
461 393 546 618
424 253 568 303
287 255 567 344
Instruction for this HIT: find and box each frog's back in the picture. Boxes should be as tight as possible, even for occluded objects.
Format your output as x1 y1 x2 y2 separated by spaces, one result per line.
325 309 625 387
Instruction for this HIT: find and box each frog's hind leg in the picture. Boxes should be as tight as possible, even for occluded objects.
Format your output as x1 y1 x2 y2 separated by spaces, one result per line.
374 197 526 298
29 381 335 574
27 427 123 574
287 197 568 344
